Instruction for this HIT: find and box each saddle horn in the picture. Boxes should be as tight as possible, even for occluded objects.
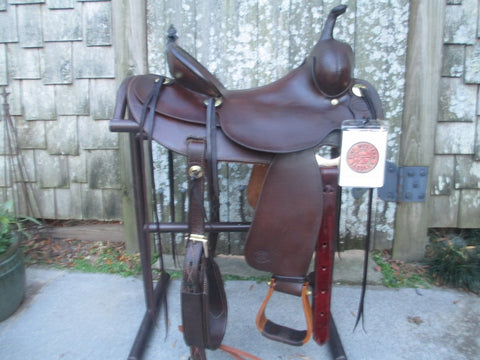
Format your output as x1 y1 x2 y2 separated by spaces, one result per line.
320 4 347 40
310 4 353 97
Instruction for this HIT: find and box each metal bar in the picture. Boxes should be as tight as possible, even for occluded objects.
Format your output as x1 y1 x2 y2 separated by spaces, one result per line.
130 133 156 315
110 119 140 132
329 316 347 360
145 222 251 233
128 272 171 360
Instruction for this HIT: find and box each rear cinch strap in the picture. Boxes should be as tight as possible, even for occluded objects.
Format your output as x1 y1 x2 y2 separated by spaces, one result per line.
256 279 313 346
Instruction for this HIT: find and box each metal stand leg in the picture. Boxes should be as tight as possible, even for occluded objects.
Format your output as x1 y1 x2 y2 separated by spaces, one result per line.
128 272 170 360
126 132 172 360
329 316 347 360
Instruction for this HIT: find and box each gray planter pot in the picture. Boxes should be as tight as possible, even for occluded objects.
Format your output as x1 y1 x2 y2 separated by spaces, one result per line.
0 234 26 322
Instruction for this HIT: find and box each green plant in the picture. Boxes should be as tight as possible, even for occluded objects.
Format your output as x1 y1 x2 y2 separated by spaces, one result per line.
69 248 142 277
426 230 480 293
0 200 40 255
372 251 431 289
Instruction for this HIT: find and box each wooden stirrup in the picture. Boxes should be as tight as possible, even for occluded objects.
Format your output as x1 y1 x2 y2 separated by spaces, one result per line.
256 279 313 346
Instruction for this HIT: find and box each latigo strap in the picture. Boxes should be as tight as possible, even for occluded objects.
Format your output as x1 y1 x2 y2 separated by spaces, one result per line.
313 166 340 345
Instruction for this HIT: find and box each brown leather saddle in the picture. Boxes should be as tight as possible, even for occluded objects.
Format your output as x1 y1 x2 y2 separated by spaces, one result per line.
110 4 383 359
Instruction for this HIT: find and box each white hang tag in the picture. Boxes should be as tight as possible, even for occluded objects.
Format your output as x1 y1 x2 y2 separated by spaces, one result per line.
339 120 388 188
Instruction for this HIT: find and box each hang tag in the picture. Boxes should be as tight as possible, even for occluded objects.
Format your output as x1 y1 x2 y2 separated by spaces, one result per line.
339 120 388 188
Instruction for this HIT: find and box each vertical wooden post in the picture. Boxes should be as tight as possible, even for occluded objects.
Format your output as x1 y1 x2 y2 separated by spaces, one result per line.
111 1 147 253
392 0 445 261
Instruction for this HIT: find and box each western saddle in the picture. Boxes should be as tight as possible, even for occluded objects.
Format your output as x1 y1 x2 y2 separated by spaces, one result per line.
110 5 383 360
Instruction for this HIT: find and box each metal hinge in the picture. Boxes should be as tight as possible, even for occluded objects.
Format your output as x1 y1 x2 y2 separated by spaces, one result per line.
351 162 429 202
377 162 428 202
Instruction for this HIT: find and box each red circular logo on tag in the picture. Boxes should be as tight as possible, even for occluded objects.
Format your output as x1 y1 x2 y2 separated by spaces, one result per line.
346 142 379 173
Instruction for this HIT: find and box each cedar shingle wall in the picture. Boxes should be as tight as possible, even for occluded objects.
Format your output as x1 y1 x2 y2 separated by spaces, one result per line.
430 0 480 228
0 0 121 220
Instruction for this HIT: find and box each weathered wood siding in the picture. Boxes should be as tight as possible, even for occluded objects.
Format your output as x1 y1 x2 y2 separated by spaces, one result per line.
392 0 445 261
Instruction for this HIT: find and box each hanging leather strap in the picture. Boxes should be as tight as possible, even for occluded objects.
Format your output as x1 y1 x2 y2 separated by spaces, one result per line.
354 188 374 331
181 138 228 360
218 345 263 360
313 166 339 345
205 98 220 253
182 138 208 358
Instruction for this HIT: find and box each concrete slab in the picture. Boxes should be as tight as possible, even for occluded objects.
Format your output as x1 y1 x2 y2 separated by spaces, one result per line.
0 267 478 360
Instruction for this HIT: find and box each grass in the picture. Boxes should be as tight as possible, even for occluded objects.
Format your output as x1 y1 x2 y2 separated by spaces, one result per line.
69 248 142 277
21 233 143 277
371 250 432 289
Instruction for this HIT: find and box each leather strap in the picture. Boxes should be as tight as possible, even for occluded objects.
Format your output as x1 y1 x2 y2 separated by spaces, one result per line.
313 166 339 345
182 138 208 354
218 345 263 360
256 278 313 346
205 98 220 254
354 188 374 331
181 138 228 359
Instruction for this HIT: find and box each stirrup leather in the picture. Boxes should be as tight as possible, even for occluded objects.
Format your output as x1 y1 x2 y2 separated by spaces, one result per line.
256 278 313 346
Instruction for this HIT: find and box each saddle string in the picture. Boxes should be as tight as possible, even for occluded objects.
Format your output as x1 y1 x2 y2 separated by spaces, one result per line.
144 77 166 271
167 149 178 265
205 97 220 256
352 85 379 332
138 76 170 334
353 187 373 332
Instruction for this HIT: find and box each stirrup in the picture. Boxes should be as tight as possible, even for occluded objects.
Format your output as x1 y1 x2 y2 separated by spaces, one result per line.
256 278 313 346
